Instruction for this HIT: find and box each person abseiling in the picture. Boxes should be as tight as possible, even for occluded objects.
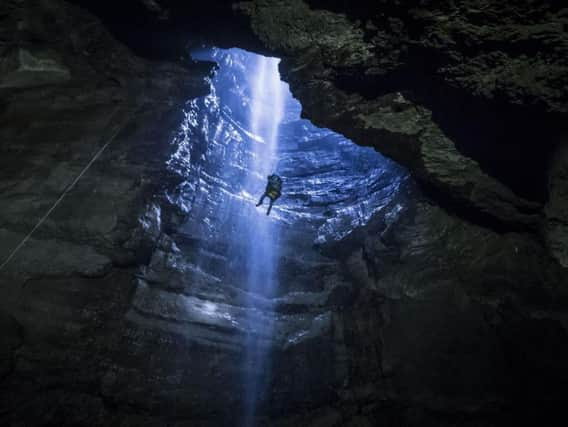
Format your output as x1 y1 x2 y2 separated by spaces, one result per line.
256 174 282 216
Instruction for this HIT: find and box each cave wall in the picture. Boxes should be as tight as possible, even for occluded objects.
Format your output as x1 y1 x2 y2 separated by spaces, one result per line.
236 0 563 220
0 0 567 426
99 0 568 256
546 141 568 267
0 0 213 424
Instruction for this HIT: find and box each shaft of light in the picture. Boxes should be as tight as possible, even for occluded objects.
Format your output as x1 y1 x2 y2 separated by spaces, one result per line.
242 54 285 427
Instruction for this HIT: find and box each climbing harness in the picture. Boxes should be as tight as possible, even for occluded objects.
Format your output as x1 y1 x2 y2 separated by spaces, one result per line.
266 175 282 200
0 106 131 273
267 189 280 200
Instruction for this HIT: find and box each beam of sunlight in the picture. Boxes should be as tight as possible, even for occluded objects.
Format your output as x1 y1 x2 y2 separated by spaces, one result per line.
169 46 401 426
241 53 285 427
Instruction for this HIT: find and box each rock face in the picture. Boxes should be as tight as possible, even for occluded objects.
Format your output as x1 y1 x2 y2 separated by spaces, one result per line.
546 141 568 267
122 48 411 423
235 0 568 229
0 0 567 426
0 0 209 270
0 0 209 424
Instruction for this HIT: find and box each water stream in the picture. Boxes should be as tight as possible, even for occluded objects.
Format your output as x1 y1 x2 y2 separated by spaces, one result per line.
162 47 406 424
238 53 284 426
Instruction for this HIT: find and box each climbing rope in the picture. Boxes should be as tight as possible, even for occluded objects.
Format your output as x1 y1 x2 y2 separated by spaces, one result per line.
0 106 130 273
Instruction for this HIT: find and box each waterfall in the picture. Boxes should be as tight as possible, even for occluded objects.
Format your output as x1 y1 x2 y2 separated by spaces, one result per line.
241 54 285 427
174 47 397 424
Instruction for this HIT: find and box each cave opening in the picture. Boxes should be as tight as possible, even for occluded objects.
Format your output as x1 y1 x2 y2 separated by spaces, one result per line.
167 46 408 278
155 47 408 422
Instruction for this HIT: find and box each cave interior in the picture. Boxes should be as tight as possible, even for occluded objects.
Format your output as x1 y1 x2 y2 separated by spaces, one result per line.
0 1 568 426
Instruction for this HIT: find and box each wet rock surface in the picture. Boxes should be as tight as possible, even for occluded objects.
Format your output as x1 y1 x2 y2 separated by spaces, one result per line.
0 1 567 427
235 0 566 229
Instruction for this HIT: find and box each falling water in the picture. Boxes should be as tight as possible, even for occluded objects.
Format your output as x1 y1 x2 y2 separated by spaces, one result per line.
167 47 403 425
239 54 284 427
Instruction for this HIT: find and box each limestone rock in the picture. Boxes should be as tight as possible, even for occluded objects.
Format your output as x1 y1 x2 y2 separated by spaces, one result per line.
546 142 568 267
233 0 566 231
0 48 71 88
0 0 567 426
